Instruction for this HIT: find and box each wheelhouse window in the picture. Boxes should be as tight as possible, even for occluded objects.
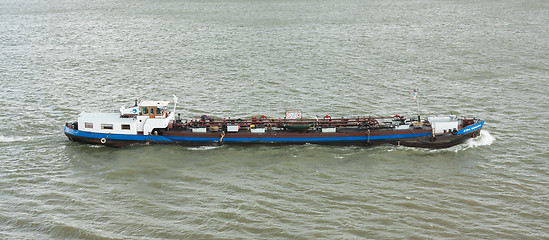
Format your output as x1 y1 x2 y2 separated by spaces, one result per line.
101 124 113 130
141 107 149 115
156 107 162 115
121 124 131 130
85 122 93 128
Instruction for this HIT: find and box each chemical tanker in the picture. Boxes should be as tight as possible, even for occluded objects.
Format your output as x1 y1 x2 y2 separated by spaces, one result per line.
64 98 484 148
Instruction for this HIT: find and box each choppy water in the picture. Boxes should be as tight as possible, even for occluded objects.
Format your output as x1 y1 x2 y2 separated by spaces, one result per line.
1 0 548 239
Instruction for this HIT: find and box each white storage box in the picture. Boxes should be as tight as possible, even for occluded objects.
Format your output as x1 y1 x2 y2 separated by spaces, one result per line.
251 128 266 133
428 115 459 134
396 125 410 130
227 125 239 132
322 127 336 133
431 121 458 134
192 128 207 133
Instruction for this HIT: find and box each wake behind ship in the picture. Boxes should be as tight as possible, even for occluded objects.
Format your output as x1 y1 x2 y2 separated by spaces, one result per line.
64 98 484 148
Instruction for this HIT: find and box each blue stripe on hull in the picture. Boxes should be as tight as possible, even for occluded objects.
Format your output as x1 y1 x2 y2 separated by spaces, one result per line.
457 121 484 135
65 126 433 143
64 126 174 142
163 136 220 142
220 132 432 143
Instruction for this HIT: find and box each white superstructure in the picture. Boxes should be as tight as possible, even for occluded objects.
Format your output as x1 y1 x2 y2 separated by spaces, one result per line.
428 115 459 134
77 100 175 135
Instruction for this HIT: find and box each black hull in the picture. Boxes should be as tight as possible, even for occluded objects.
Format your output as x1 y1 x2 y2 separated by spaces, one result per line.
387 130 480 149
65 128 481 149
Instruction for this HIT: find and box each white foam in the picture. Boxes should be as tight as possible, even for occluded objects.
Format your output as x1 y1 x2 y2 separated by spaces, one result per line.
187 145 222 151
0 135 30 142
397 130 495 153
87 144 105 148
465 130 495 148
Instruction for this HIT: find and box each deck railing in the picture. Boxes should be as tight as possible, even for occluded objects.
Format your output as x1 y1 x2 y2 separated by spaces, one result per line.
174 116 411 129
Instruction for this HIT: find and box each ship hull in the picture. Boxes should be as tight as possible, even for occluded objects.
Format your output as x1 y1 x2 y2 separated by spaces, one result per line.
64 121 484 148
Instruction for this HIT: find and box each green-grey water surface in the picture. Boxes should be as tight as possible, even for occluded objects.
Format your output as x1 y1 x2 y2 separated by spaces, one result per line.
1 0 548 239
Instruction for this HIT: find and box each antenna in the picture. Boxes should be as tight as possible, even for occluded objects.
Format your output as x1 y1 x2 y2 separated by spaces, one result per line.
172 95 178 113
416 87 420 117
411 87 420 121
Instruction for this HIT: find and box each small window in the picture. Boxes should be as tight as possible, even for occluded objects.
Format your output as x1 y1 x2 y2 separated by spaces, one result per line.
142 107 149 115
85 122 93 128
121 124 131 130
101 124 113 130
156 108 162 115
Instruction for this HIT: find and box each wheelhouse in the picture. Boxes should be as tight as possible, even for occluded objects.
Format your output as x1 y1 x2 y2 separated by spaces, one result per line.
139 101 169 118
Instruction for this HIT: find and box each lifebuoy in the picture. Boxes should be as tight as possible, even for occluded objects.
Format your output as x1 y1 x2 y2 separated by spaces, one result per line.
100 138 106 144
286 112 292 118
295 112 301 118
